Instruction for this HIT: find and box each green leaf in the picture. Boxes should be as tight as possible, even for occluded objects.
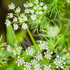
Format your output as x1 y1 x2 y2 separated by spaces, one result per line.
15 30 27 44
6 25 16 46
0 51 11 58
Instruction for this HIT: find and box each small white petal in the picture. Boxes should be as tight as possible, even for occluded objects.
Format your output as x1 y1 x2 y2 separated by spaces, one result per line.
5 20 11 26
15 7 21 13
8 3 15 9
22 23 28 29
8 13 13 18
31 14 36 21
13 17 18 22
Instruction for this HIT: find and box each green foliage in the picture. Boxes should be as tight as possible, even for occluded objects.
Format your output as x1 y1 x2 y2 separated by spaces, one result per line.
0 0 70 70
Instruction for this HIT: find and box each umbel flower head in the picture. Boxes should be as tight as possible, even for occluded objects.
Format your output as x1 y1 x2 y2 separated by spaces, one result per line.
26 47 35 56
5 0 48 32
15 56 25 66
54 55 66 69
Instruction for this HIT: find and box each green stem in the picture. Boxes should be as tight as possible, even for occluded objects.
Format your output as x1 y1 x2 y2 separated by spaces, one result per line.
27 28 36 45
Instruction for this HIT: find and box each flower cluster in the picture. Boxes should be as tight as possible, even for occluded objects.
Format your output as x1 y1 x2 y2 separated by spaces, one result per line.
54 55 66 69
12 44 22 56
24 62 31 70
38 41 48 50
5 0 48 32
15 56 25 66
34 52 42 61
26 47 35 56
5 3 28 30
43 65 51 70
44 51 53 60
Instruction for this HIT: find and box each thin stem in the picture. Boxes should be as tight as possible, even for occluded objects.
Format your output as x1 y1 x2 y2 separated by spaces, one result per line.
27 28 36 45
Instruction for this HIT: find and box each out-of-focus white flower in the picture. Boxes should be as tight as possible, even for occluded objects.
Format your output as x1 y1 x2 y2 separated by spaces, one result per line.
30 9 34 14
13 24 18 30
34 0 39 4
34 52 42 61
39 41 48 50
28 3 33 7
26 47 35 56
23 3 28 7
39 11 43 15
13 17 18 22
22 23 28 29
8 3 15 10
25 8 30 13
5 20 11 26
31 59 37 65
43 5 47 9
23 16 27 21
8 13 13 18
54 55 66 69
36 11 43 15
20 13 24 17
31 14 36 21
15 56 25 66
44 51 52 60
36 11 39 14
43 65 51 70
36 5 42 10
24 62 31 70
15 7 21 13
40 2 43 6
18 17 23 23
34 64 42 70
33 6 37 10
12 44 22 56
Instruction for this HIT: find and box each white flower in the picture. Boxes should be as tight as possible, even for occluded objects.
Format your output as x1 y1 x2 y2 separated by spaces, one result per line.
44 52 52 60
26 47 35 56
15 56 25 66
24 62 31 70
28 3 33 7
30 9 34 14
43 5 47 9
36 11 39 14
22 23 28 29
23 16 27 21
54 55 66 69
31 14 36 21
5 20 11 26
36 5 42 10
8 13 13 18
43 65 51 70
8 3 15 10
34 0 39 4
15 7 21 13
39 41 48 50
39 11 43 15
25 8 30 13
20 13 24 17
13 24 18 30
18 17 23 23
31 59 37 65
36 11 43 15
13 17 18 22
12 44 22 56
34 52 42 61
33 6 37 10
40 2 43 6
34 64 42 70
23 3 28 7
